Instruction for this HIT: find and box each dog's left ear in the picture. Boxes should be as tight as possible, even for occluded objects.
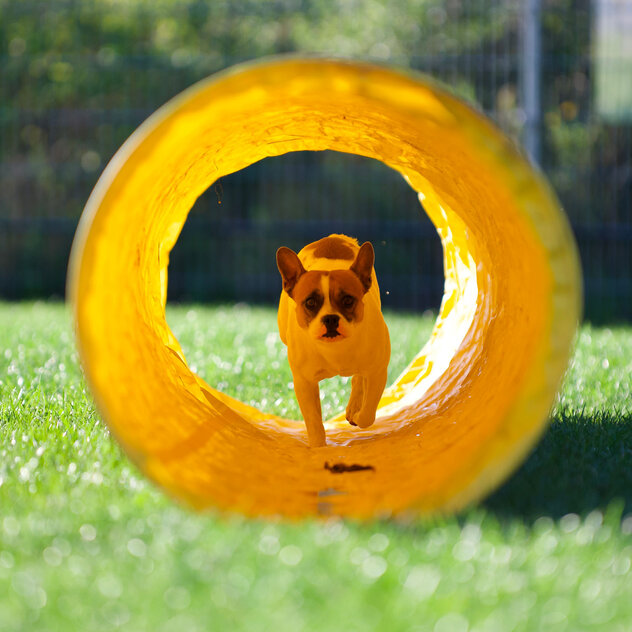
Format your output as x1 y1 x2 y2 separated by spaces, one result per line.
276 247 306 297
350 241 374 293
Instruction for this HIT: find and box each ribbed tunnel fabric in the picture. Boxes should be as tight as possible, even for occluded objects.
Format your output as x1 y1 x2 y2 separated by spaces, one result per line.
68 59 581 519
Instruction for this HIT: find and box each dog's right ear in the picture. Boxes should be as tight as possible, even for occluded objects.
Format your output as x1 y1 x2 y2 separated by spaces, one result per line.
276 247 306 297
350 241 374 293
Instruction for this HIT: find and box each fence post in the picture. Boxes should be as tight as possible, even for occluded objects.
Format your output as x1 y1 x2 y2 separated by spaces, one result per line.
521 0 542 165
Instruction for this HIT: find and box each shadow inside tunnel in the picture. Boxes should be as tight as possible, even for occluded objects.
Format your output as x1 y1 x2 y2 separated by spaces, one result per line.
483 409 632 522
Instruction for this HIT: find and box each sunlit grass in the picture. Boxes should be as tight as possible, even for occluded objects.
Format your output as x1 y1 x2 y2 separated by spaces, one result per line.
166 303 434 420
0 302 631 632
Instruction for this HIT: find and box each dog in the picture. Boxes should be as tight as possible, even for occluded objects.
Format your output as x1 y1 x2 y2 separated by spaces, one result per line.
276 234 391 447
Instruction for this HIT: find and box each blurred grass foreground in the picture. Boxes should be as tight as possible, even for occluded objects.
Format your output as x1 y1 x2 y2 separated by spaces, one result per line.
1 0 631 319
0 302 631 631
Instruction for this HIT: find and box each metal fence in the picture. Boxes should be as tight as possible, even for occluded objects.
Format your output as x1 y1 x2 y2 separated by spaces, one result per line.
1 0 630 320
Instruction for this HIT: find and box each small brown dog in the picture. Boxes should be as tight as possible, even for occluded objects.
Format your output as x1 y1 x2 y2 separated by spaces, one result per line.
276 234 391 447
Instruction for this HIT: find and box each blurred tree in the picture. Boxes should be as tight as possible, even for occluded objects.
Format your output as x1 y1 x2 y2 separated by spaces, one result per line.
0 0 522 221
0 0 630 316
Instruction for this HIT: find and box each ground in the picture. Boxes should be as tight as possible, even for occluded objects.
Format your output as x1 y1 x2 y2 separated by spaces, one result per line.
0 302 630 631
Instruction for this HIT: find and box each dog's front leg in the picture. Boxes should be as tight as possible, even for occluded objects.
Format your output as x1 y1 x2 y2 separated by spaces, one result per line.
293 374 327 447
353 369 388 429
346 375 364 426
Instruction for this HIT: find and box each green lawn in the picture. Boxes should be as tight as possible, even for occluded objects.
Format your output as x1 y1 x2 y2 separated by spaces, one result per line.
0 302 631 632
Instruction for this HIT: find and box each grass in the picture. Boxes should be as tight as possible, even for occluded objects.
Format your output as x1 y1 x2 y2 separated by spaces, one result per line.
0 301 631 632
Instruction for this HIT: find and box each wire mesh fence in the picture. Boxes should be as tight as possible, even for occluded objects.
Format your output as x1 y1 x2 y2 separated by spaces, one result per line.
1 0 630 319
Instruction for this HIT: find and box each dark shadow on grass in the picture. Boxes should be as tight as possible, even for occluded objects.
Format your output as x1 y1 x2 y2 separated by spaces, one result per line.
483 409 632 521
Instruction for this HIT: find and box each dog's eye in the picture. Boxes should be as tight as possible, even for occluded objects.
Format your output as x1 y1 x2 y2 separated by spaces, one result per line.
304 297 318 311
341 295 355 308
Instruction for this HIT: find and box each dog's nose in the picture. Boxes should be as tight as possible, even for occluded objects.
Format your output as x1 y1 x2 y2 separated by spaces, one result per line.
322 314 340 329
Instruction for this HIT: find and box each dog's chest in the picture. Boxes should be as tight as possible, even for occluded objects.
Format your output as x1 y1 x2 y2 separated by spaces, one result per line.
290 336 364 381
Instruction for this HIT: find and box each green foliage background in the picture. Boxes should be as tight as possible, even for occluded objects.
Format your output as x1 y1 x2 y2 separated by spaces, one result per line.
0 0 630 317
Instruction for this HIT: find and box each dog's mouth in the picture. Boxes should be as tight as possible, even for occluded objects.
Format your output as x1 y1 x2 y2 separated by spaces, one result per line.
320 328 345 341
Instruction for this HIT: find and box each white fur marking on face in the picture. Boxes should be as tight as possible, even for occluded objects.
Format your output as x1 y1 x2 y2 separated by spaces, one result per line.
320 274 331 317
307 273 333 340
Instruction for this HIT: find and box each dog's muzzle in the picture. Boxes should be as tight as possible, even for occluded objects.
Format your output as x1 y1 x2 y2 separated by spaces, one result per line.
321 314 341 338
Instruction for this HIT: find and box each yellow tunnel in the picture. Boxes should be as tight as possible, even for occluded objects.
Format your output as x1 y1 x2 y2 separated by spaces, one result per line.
68 58 582 519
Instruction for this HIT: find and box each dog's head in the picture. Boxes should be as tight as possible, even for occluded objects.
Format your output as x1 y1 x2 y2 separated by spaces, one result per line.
276 242 374 343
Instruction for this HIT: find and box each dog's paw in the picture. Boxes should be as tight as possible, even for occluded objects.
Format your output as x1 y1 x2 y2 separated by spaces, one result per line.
353 411 376 429
345 409 358 426
346 402 361 426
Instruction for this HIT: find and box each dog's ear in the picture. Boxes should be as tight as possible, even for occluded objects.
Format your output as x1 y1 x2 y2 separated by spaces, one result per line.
350 241 374 293
276 247 306 297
